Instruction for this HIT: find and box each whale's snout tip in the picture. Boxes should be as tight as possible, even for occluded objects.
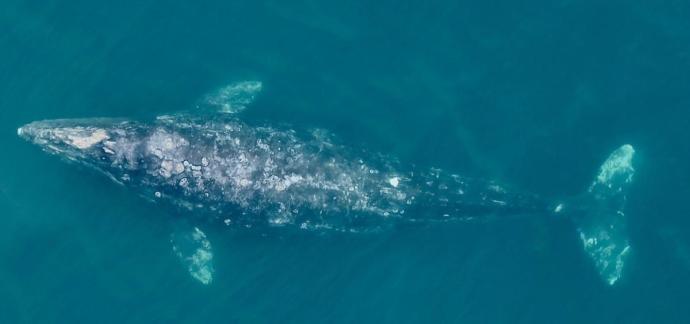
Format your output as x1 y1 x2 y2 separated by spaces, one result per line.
17 123 36 141
17 124 31 140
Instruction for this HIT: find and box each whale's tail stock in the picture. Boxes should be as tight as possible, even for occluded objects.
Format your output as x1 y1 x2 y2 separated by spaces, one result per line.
556 144 636 285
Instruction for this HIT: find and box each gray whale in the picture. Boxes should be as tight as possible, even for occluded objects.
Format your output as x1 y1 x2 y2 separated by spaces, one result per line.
17 82 636 286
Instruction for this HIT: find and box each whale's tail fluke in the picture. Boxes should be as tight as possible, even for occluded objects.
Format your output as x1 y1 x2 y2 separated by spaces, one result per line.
556 144 636 285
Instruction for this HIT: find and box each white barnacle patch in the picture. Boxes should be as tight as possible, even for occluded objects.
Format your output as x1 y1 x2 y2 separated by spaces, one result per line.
263 157 277 173
257 139 270 151
160 160 174 178
273 174 303 192
147 129 189 159
146 129 189 178
174 162 185 175
102 140 116 154
102 137 140 169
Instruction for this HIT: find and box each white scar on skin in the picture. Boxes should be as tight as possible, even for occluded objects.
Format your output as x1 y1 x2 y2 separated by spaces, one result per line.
66 129 110 149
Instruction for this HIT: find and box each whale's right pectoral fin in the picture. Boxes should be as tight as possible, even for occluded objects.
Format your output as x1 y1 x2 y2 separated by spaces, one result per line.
170 225 215 285
196 81 263 114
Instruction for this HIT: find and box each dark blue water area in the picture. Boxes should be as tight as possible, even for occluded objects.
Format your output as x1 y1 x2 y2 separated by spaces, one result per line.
1 0 690 323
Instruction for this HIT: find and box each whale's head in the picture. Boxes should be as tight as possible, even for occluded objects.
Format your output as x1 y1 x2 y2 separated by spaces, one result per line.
18 118 149 180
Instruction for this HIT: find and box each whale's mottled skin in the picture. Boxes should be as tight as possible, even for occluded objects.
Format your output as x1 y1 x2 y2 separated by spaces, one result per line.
16 82 637 286
17 114 548 232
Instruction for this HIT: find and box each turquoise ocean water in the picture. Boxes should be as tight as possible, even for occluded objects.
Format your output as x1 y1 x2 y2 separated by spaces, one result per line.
2 1 690 323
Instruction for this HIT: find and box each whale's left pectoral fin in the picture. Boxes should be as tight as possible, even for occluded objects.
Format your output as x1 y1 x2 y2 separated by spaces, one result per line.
171 225 215 285
196 81 263 114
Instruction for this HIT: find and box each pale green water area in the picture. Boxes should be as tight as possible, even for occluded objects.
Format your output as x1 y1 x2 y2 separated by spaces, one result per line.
1 1 690 323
